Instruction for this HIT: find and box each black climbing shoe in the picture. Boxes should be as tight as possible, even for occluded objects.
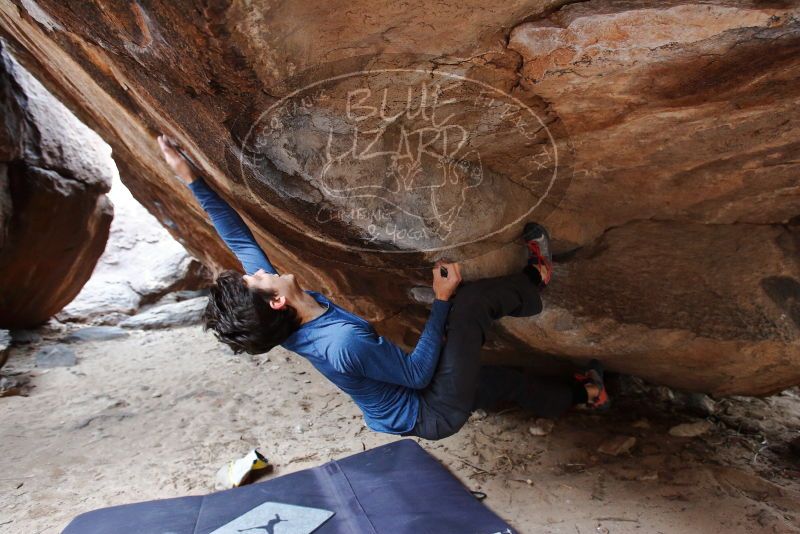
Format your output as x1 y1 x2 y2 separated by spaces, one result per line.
523 222 553 286
574 359 611 410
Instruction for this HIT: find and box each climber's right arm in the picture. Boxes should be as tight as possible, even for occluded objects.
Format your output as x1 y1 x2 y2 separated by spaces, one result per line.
157 135 277 275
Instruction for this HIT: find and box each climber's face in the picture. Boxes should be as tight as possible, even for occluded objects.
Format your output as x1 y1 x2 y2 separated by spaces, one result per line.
242 269 300 310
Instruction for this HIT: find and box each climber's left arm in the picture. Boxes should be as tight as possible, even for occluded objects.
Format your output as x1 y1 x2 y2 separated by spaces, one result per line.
157 134 277 275
187 179 277 275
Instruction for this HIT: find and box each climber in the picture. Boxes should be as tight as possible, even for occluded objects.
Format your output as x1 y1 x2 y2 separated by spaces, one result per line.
157 135 609 440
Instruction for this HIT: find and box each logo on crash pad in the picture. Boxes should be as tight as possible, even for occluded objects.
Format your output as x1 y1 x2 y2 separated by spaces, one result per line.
241 53 571 256
208 502 333 534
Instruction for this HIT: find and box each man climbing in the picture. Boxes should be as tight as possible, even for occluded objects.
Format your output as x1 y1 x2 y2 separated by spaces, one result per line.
158 135 609 440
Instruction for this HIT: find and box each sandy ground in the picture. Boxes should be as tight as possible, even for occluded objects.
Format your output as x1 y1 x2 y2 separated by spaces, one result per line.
1 326 799 534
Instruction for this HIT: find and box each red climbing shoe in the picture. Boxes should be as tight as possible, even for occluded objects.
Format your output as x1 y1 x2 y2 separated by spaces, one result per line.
523 222 553 286
574 359 611 410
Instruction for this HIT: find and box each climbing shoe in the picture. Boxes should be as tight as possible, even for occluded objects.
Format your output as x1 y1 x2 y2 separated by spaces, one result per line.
523 222 553 286
574 359 610 410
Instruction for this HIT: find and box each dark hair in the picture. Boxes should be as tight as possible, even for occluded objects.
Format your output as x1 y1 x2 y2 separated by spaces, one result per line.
204 270 299 354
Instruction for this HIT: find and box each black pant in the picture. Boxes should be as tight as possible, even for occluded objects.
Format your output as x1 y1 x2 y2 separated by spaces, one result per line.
405 272 576 440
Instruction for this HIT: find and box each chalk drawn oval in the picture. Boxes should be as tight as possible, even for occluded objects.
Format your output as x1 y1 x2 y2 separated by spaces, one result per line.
240 55 569 255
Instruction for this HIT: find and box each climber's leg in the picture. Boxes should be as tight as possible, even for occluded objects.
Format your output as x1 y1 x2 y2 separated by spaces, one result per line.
405 222 556 440
472 366 586 418
523 222 553 287
407 272 543 440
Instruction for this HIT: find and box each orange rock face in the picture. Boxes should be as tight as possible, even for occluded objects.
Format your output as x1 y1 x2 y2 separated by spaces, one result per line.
0 0 797 393
0 43 112 328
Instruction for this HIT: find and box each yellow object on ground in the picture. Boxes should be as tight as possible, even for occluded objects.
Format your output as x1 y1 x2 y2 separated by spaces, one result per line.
214 449 270 490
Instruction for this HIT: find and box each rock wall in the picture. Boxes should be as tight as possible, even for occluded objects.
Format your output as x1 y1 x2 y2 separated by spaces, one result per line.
59 171 210 325
0 42 113 329
1 0 797 394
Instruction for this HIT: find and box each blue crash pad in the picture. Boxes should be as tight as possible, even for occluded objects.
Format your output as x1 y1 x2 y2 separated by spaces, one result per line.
62 439 514 534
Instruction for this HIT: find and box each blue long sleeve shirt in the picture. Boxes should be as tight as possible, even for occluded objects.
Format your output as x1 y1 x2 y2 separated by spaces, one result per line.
188 179 451 434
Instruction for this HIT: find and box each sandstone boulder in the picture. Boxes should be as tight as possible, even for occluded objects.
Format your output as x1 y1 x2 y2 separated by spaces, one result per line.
59 171 210 324
119 296 208 330
0 42 112 329
62 326 129 343
1 0 797 394
0 329 10 369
